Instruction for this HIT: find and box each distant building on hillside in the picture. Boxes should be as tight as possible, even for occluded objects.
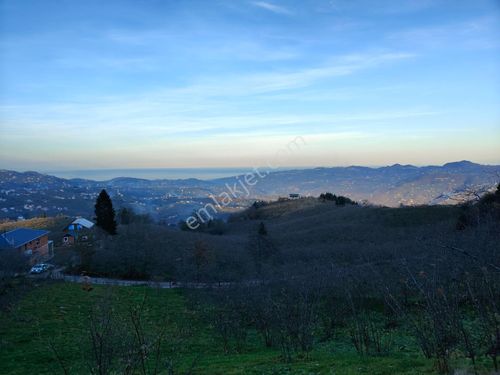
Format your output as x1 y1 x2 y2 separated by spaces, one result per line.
0 228 53 264
62 217 95 246
289 193 301 199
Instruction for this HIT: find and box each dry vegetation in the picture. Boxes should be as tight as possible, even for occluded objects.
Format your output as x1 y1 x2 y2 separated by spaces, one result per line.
0 216 70 233
1 191 499 374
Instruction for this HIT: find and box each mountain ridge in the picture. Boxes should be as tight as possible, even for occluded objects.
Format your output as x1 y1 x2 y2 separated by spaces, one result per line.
1 161 499 221
1 160 497 183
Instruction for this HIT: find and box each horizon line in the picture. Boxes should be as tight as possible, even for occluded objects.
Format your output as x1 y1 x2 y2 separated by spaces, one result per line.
0 160 497 174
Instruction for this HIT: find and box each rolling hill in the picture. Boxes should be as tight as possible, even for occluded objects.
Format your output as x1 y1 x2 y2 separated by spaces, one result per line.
0 161 498 221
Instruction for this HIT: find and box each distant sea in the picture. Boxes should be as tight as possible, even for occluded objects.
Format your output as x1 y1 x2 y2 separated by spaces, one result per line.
46 168 261 181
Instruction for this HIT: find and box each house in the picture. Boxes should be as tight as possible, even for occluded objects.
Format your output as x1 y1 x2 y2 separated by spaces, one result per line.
289 193 301 199
0 228 53 264
62 217 95 246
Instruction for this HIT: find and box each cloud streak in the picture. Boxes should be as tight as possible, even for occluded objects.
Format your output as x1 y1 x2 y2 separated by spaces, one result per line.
251 1 292 15
0 50 418 132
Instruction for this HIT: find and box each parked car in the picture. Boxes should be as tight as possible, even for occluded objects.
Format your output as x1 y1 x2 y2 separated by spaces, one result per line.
29 263 54 274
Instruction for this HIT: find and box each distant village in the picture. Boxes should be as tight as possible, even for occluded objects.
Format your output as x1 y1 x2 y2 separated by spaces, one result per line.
0 175 250 224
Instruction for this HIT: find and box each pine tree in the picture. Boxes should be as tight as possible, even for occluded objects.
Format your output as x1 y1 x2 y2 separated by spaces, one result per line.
118 207 131 225
258 221 267 236
94 189 117 235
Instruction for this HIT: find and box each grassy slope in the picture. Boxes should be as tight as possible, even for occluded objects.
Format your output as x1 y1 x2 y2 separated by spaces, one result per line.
0 282 442 375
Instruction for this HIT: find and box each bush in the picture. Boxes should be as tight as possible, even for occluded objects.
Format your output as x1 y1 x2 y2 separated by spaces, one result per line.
456 183 500 230
319 192 357 206
179 218 227 235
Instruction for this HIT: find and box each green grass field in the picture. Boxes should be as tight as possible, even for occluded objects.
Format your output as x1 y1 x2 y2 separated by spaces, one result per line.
0 281 488 374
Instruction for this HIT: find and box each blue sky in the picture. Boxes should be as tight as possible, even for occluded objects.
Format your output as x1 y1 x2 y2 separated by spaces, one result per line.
0 0 499 170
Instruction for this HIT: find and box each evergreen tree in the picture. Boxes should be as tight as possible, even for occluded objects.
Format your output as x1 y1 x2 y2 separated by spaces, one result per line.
258 221 267 236
118 207 131 225
94 189 117 235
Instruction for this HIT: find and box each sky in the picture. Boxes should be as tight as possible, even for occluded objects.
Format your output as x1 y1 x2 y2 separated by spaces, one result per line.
0 0 499 171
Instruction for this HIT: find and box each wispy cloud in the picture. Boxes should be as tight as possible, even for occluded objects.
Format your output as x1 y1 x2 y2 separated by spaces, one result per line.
55 56 158 70
0 102 437 141
0 50 419 139
206 51 416 94
251 1 292 15
387 16 500 50
378 0 440 14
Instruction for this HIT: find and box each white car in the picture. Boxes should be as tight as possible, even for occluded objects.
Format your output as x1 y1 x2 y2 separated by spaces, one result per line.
29 263 54 274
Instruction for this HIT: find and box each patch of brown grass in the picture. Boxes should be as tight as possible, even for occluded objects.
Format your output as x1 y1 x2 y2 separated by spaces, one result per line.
0 216 70 233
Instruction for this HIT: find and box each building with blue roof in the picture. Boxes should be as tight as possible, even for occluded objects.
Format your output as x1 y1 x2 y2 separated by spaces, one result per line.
0 228 52 264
